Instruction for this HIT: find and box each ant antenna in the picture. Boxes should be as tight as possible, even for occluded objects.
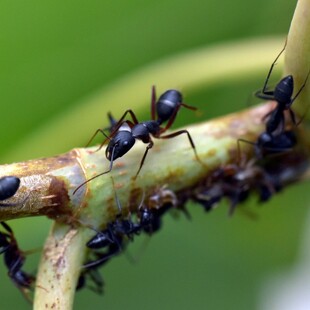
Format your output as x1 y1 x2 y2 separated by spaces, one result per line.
111 176 122 213
73 147 117 195
261 39 287 94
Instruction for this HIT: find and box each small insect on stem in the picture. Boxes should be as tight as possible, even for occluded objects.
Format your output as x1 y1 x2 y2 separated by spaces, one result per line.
74 86 203 194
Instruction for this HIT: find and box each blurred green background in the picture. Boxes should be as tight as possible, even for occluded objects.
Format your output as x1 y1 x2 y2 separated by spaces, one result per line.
1 0 310 309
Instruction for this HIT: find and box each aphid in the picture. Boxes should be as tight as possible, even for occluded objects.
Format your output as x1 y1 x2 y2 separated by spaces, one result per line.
255 41 309 134
0 222 35 301
74 86 202 194
0 176 25 207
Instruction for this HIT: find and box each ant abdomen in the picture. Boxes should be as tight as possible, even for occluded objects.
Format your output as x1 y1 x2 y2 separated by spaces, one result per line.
156 89 182 123
86 228 114 249
274 75 294 105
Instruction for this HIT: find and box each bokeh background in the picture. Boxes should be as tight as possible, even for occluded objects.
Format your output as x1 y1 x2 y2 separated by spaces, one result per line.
1 1 310 309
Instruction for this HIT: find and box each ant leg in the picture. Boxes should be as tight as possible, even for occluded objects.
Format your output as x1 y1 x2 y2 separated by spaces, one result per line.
0 243 11 254
83 244 121 269
159 102 197 134
97 110 141 150
151 85 157 121
160 130 203 164
72 147 117 195
86 129 110 149
237 138 257 163
0 194 30 208
296 104 310 126
159 105 181 134
114 109 140 126
88 269 104 294
260 39 287 94
180 102 197 111
106 112 117 133
8 256 24 275
1 221 13 234
134 141 154 179
291 69 310 103
111 177 122 213
255 90 275 101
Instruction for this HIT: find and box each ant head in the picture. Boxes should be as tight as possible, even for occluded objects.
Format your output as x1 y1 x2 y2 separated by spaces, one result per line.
105 131 135 161
256 130 297 157
274 75 294 105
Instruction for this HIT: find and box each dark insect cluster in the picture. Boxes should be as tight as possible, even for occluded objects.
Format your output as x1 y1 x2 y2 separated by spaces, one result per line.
186 41 308 215
77 187 180 294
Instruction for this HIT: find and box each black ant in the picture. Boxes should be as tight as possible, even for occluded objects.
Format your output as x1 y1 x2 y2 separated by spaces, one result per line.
84 186 171 269
73 86 202 194
0 176 26 207
238 130 297 160
0 221 35 301
83 186 142 268
255 41 310 134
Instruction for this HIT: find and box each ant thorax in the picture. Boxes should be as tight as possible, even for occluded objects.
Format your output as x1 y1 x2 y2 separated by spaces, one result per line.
132 121 160 140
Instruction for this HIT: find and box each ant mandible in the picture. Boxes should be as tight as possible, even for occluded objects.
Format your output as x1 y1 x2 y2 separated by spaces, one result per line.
73 86 202 194
0 176 27 207
255 40 310 134
0 221 35 301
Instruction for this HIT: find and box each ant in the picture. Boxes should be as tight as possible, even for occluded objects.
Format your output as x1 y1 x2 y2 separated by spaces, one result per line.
84 186 172 269
0 221 35 301
84 186 142 268
255 40 310 135
0 176 26 207
73 86 202 194
238 130 297 160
